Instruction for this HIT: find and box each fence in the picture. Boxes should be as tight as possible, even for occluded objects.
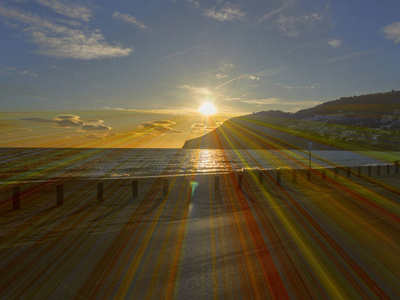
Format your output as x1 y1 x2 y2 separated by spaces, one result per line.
2 163 399 211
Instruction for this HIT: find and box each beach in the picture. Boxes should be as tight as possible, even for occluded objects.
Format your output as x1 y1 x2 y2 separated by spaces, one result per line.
0 167 399 299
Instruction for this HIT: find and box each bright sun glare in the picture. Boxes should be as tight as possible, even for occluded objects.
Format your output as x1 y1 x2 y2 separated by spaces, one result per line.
199 102 216 116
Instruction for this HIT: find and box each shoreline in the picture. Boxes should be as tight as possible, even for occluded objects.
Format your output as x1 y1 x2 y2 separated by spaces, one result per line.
0 162 397 183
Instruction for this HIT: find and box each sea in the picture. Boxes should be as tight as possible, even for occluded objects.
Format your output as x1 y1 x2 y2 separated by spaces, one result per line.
1 147 398 182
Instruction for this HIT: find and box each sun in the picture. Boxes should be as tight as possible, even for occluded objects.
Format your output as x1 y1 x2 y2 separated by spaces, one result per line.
199 102 216 116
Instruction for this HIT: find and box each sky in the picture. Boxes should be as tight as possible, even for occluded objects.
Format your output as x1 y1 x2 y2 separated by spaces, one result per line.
1 0 400 148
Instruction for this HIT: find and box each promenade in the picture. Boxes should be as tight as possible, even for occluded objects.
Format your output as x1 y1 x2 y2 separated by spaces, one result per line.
0 168 399 299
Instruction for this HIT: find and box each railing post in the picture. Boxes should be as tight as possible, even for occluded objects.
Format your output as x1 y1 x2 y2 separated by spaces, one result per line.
132 180 138 198
238 173 243 189
57 185 63 205
13 187 20 210
347 167 351 178
368 166 372 177
97 182 103 202
258 171 263 185
214 176 220 192
276 171 281 185
377 165 381 176
358 166 362 178
387 164 390 175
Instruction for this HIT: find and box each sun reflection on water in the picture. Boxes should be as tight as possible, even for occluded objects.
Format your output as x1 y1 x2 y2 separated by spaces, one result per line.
197 149 216 172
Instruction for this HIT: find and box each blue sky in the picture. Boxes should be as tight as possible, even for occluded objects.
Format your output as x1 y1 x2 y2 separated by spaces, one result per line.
1 0 400 114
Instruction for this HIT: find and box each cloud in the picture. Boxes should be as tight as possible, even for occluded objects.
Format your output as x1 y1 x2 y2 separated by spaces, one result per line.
191 123 206 128
20 70 38 77
205 4 246 22
139 120 176 128
215 67 286 90
21 114 112 130
0 5 132 59
99 107 140 112
172 0 200 9
35 0 92 22
324 50 371 64
242 98 282 105
138 120 183 135
0 67 38 77
216 73 228 79
178 85 213 96
82 119 104 124
242 98 321 107
328 39 342 48
186 0 200 9
382 22 400 43
54 114 82 127
248 75 260 81
113 11 151 31
276 13 324 38
191 123 214 132
0 127 33 134
276 83 315 90
256 1 292 25
21 117 56 123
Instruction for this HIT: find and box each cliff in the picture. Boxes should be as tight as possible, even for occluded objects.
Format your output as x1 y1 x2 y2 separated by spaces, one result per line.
183 91 400 150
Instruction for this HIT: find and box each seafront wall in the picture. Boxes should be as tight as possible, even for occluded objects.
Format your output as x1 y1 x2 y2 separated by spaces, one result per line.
1 163 398 212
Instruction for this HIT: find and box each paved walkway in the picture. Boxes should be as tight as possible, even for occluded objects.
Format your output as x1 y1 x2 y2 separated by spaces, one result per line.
0 172 399 299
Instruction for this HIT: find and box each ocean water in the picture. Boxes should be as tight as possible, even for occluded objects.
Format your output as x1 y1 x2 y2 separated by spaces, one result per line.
0 148 397 181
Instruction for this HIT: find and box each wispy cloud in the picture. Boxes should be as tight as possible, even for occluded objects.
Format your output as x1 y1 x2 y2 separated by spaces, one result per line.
276 12 325 38
242 98 321 107
0 67 38 77
0 5 132 59
256 0 294 25
324 50 371 64
216 73 228 79
19 70 38 77
113 11 151 31
188 0 200 9
328 39 342 48
35 0 92 22
182 0 200 9
0 127 33 135
242 98 282 105
276 83 315 90
251 67 287 78
215 67 286 90
172 0 200 9
382 21 400 43
205 4 246 22
178 85 213 96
